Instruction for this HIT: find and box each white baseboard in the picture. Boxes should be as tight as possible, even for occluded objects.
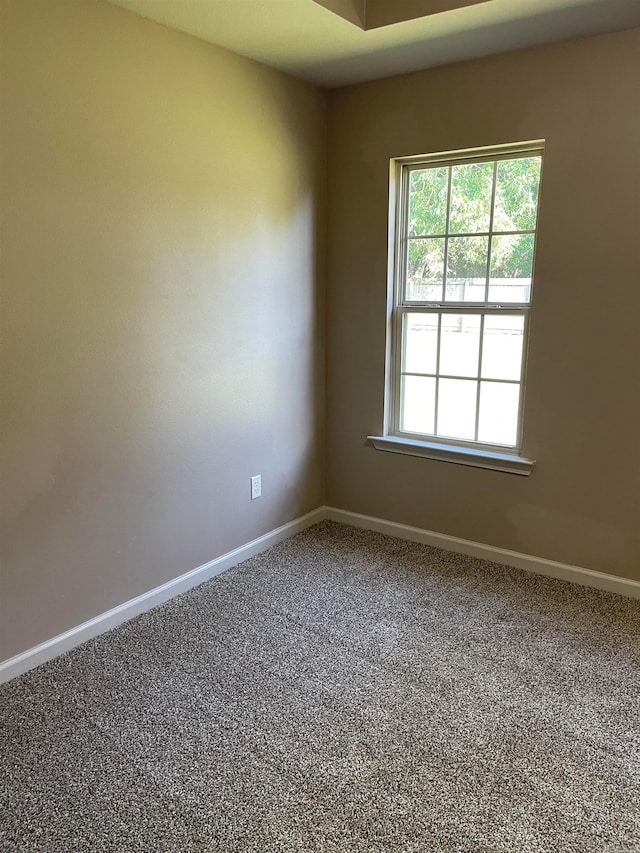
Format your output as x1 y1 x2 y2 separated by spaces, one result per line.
324 507 640 600
0 507 325 685
3 504 637 684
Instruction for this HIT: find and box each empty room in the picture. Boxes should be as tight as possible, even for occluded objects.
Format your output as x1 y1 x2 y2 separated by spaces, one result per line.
1 0 639 850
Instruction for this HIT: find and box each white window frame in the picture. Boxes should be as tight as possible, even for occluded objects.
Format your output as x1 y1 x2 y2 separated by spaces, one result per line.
370 140 544 475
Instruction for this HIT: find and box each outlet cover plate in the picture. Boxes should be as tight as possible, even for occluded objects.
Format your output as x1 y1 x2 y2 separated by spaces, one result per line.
251 475 261 500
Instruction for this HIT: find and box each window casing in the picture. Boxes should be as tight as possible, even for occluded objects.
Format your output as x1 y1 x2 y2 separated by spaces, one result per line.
382 141 543 469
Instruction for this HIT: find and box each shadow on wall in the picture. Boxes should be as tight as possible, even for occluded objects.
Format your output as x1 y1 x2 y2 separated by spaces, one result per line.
0 0 326 660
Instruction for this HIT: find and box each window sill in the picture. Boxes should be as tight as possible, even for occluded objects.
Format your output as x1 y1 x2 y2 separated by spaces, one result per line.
367 435 535 476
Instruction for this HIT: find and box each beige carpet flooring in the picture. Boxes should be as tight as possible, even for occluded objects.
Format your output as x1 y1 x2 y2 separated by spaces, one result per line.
1 521 639 852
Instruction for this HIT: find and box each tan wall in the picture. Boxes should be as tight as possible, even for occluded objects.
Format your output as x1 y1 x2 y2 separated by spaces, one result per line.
0 0 326 660
366 0 491 30
312 0 366 28
327 29 640 581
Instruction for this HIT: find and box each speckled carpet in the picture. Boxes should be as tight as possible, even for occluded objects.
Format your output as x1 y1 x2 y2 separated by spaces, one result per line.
2 521 639 852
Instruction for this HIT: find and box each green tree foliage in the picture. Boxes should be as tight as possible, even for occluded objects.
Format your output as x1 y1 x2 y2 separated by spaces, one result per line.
407 156 541 299
409 167 448 236
449 162 493 234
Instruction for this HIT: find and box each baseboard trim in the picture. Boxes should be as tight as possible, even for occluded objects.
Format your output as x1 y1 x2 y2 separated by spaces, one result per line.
324 507 640 600
4 504 638 684
0 507 325 684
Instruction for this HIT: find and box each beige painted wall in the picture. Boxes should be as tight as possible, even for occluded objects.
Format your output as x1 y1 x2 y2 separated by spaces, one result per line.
0 0 326 660
366 0 491 30
312 0 366 28
327 29 640 581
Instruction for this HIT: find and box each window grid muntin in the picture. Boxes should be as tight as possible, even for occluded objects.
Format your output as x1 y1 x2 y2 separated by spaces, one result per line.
485 161 499 299
393 145 542 451
474 313 486 438
441 166 452 305
408 228 536 239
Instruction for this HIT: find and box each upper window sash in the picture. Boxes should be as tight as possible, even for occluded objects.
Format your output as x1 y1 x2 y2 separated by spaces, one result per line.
396 146 543 312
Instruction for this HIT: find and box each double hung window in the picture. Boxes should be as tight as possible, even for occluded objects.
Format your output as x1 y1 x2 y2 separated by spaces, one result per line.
378 141 543 473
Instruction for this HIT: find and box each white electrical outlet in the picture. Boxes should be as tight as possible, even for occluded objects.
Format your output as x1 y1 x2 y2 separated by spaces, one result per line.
250 474 261 500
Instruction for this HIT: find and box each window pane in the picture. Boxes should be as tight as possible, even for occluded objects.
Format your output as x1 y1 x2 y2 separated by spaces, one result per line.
437 378 477 440
478 381 520 446
488 234 534 303
439 313 481 377
449 162 494 233
403 313 439 374
481 314 525 381
407 238 445 301
401 375 436 435
493 156 541 232
446 236 488 302
408 167 449 236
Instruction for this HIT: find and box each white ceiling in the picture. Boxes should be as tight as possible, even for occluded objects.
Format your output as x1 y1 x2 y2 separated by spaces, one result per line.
108 0 640 87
